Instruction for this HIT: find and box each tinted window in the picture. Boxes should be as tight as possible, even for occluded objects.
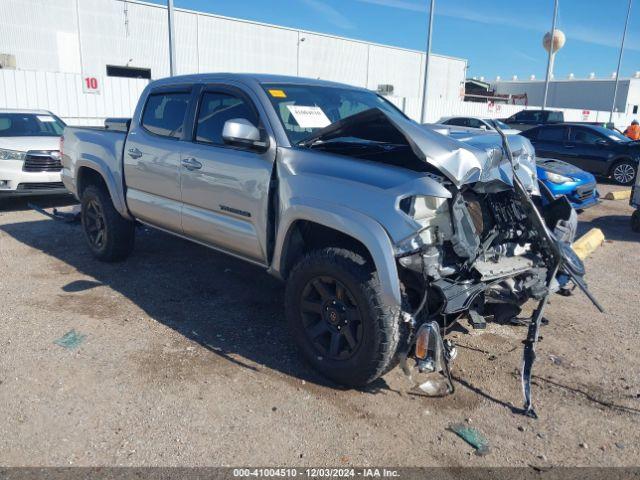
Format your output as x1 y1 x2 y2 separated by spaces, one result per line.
466 118 484 129
444 118 467 127
515 111 542 122
141 92 190 138
569 127 603 144
0 113 65 137
537 126 566 142
195 92 259 145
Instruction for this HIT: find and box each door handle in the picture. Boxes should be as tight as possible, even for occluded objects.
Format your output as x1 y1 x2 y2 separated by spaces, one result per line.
563 144 575 149
128 147 143 159
181 157 202 171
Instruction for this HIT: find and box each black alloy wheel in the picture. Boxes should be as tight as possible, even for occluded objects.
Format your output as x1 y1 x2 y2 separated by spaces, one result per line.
300 276 364 360
84 198 107 250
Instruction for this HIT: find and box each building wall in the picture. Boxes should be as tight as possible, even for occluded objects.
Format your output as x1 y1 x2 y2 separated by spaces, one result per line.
0 0 467 122
493 79 640 115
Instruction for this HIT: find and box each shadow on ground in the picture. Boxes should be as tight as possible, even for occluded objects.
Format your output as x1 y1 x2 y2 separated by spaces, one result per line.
1 202 388 392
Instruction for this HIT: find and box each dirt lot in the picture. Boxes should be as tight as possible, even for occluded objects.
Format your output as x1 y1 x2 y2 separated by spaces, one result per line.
0 183 638 468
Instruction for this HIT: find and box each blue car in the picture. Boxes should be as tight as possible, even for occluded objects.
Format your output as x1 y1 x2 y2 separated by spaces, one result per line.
536 157 600 210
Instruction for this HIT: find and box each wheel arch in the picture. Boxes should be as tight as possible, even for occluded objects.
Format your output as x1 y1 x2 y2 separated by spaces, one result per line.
75 162 132 220
271 200 402 309
607 155 636 176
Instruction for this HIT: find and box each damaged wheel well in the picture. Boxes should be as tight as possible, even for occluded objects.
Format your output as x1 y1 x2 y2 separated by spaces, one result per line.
280 220 374 279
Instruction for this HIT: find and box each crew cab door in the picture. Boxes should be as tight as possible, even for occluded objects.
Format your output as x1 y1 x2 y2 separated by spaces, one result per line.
525 125 569 161
180 85 275 264
566 126 612 174
124 86 193 233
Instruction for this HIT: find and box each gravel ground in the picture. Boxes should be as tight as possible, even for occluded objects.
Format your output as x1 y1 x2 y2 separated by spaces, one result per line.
0 182 638 468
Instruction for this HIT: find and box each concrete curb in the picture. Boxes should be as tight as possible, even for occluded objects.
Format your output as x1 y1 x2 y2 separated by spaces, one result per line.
572 228 605 260
604 190 631 200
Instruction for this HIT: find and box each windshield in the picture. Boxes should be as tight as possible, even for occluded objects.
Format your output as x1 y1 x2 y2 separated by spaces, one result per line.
596 126 632 143
262 84 403 145
0 113 65 137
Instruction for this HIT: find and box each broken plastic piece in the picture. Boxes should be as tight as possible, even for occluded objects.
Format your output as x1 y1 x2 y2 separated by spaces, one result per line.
449 423 490 456
54 329 87 350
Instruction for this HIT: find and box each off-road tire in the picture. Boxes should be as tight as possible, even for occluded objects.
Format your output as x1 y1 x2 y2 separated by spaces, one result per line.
610 159 637 186
285 248 401 387
81 184 135 262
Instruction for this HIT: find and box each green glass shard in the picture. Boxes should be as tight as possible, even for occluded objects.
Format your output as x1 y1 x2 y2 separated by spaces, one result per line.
54 330 87 350
449 423 490 456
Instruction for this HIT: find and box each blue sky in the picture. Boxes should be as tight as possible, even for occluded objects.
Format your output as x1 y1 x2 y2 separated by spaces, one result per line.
151 0 640 81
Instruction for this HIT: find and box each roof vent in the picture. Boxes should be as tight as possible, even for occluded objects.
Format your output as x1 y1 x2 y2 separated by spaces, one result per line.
589 72 596 79
568 73 574 79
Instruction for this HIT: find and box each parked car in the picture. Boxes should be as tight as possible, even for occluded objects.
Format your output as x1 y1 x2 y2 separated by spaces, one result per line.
62 74 597 412
536 157 599 210
427 126 600 211
0 109 67 197
437 116 520 135
521 123 640 185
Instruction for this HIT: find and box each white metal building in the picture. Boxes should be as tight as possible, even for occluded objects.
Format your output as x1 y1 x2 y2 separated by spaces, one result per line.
493 78 640 117
0 0 467 123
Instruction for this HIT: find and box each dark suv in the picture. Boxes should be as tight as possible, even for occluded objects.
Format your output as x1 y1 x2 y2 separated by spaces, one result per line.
521 124 640 185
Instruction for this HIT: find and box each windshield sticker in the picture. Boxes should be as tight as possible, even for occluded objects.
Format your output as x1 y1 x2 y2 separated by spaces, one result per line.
37 115 56 122
286 105 331 129
268 89 287 98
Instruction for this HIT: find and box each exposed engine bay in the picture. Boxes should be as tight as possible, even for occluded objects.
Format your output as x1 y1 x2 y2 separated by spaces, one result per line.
302 110 603 416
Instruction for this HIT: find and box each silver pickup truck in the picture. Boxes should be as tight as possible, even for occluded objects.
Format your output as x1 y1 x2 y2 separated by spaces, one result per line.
62 73 601 416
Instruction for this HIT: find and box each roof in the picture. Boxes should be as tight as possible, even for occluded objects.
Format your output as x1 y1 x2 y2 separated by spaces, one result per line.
151 73 366 90
0 108 53 115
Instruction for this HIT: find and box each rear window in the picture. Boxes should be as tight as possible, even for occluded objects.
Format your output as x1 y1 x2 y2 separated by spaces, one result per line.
547 111 563 122
0 113 65 137
141 92 190 138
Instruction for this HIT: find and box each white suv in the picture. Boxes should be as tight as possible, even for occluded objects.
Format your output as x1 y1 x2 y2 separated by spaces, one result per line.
0 109 67 197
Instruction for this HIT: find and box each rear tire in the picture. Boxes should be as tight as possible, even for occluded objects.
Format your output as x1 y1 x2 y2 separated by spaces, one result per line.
610 160 637 186
285 248 400 387
81 184 135 262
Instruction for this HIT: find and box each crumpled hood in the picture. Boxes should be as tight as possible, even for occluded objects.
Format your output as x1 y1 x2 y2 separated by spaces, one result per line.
303 108 538 193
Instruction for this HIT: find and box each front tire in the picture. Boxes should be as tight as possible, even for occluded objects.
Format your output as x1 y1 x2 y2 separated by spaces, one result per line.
285 248 400 387
81 184 135 262
610 160 637 186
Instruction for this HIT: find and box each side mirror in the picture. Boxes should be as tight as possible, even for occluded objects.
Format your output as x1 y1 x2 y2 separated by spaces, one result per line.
595 139 609 146
479 125 487 130
222 118 268 151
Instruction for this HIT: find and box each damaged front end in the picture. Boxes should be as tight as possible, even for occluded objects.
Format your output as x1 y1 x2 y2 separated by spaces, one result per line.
394 128 603 416
303 108 603 416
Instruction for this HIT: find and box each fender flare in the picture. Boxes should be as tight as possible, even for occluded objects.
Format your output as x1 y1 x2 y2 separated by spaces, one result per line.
270 198 403 309
75 156 132 220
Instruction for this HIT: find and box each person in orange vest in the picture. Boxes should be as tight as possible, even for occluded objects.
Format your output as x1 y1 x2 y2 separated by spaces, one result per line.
624 120 640 140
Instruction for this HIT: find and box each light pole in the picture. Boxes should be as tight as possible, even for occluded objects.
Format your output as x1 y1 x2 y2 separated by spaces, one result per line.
542 0 560 110
610 0 633 125
167 0 177 76
420 0 435 124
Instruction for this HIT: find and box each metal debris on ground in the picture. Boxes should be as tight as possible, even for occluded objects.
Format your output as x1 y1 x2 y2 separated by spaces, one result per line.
54 329 87 350
448 423 490 456
29 203 81 223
